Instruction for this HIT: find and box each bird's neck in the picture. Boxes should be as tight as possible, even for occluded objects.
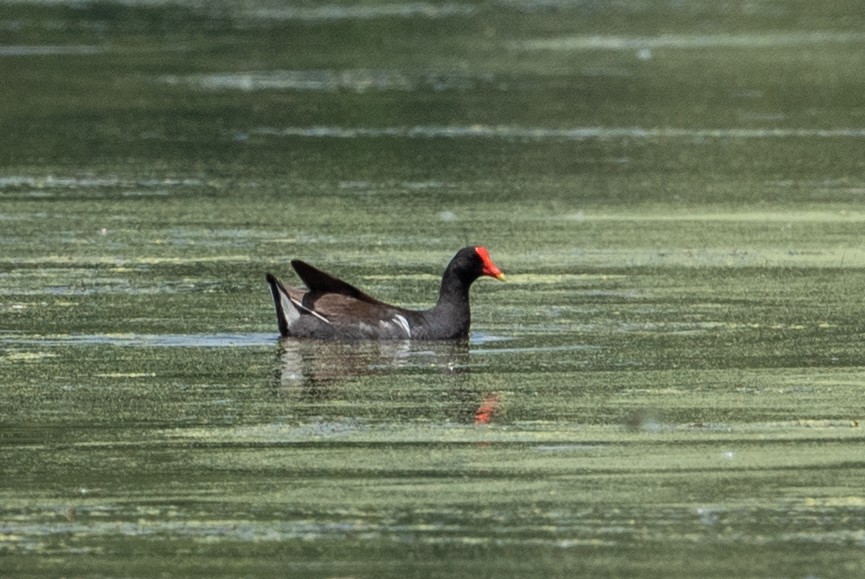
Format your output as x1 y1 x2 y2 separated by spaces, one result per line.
421 274 471 338
435 270 470 310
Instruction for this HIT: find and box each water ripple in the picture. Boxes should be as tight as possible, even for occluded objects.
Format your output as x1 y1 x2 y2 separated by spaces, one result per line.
163 69 491 93
517 31 865 51
248 125 865 141
1 333 276 348
0 45 102 56
244 2 477 21
0 175 203 192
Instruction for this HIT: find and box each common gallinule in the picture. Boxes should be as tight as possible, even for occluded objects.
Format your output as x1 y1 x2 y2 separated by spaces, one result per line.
266 246 505 340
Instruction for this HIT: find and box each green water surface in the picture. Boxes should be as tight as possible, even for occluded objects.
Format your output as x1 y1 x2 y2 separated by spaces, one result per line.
2 1 865 577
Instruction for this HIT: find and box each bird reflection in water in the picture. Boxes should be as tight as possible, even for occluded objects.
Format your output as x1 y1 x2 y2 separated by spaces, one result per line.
273 339 501 425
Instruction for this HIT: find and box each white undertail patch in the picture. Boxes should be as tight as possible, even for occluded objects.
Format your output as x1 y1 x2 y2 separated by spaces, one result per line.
280 291 331 329
280 292 300 326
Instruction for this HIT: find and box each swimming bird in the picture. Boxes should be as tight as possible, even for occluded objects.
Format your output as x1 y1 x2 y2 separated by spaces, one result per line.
265 246 505 340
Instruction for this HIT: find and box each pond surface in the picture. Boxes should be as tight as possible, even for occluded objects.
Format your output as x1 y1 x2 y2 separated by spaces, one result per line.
2 1 865 577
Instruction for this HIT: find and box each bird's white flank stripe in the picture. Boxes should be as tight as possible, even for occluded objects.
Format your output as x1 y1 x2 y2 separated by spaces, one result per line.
393 314 411 337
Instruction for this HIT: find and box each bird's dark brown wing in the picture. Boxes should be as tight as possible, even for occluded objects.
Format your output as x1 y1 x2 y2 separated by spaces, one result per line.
291 259 386 305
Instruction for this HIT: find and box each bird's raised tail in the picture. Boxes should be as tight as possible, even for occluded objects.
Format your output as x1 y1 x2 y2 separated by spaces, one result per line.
266 272 298 337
